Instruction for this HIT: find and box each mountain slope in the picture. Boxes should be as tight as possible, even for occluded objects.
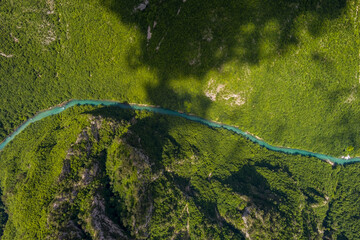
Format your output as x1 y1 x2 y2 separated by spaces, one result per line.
0 106 359 239
0 0 359 156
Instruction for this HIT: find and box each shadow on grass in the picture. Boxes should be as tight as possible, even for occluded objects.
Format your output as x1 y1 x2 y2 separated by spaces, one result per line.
97 0 349 156
216 164 283 212
99 0 346 112
0 186 8 238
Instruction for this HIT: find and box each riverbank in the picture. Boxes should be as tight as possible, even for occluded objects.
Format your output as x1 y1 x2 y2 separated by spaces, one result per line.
1 99 360 165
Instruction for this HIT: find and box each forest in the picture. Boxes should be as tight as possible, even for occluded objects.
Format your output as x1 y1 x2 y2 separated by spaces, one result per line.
0 105 359 239
0 0 359 156
1 0 360 239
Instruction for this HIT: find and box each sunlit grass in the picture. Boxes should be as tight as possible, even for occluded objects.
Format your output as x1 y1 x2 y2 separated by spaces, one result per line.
0 0 358 156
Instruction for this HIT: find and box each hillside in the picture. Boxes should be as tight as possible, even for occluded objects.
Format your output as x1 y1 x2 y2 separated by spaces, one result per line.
0 106 360 239
1 0 360 239
0 0 359 156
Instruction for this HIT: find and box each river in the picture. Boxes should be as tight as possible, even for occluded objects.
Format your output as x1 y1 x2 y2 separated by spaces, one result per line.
0 99 358 165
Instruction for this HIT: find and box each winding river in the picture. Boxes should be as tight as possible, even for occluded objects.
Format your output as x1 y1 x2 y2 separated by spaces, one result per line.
0 99 359 165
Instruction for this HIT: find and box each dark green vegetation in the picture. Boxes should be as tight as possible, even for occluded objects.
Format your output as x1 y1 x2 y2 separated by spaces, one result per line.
1 0 360 239
1 106 360 239
0 188 6 237
0 0 360 156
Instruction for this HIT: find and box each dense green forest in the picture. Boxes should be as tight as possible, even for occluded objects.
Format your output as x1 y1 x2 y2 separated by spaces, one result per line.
0 105 360 239
0 188 6 237
0 0 359 156
1 0 360 239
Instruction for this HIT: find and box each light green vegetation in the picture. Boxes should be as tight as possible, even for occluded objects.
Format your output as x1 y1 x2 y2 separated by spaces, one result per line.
0 106 360 239
0 0 359 156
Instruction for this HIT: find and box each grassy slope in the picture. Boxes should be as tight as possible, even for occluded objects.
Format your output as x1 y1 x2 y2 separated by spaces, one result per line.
0 105 359 239
0 1 359 155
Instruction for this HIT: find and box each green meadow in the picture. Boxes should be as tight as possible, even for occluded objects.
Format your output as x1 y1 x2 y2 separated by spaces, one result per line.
0 0 359 156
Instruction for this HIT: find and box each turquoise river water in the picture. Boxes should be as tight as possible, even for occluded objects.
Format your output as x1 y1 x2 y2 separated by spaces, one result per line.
0 99 359 165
